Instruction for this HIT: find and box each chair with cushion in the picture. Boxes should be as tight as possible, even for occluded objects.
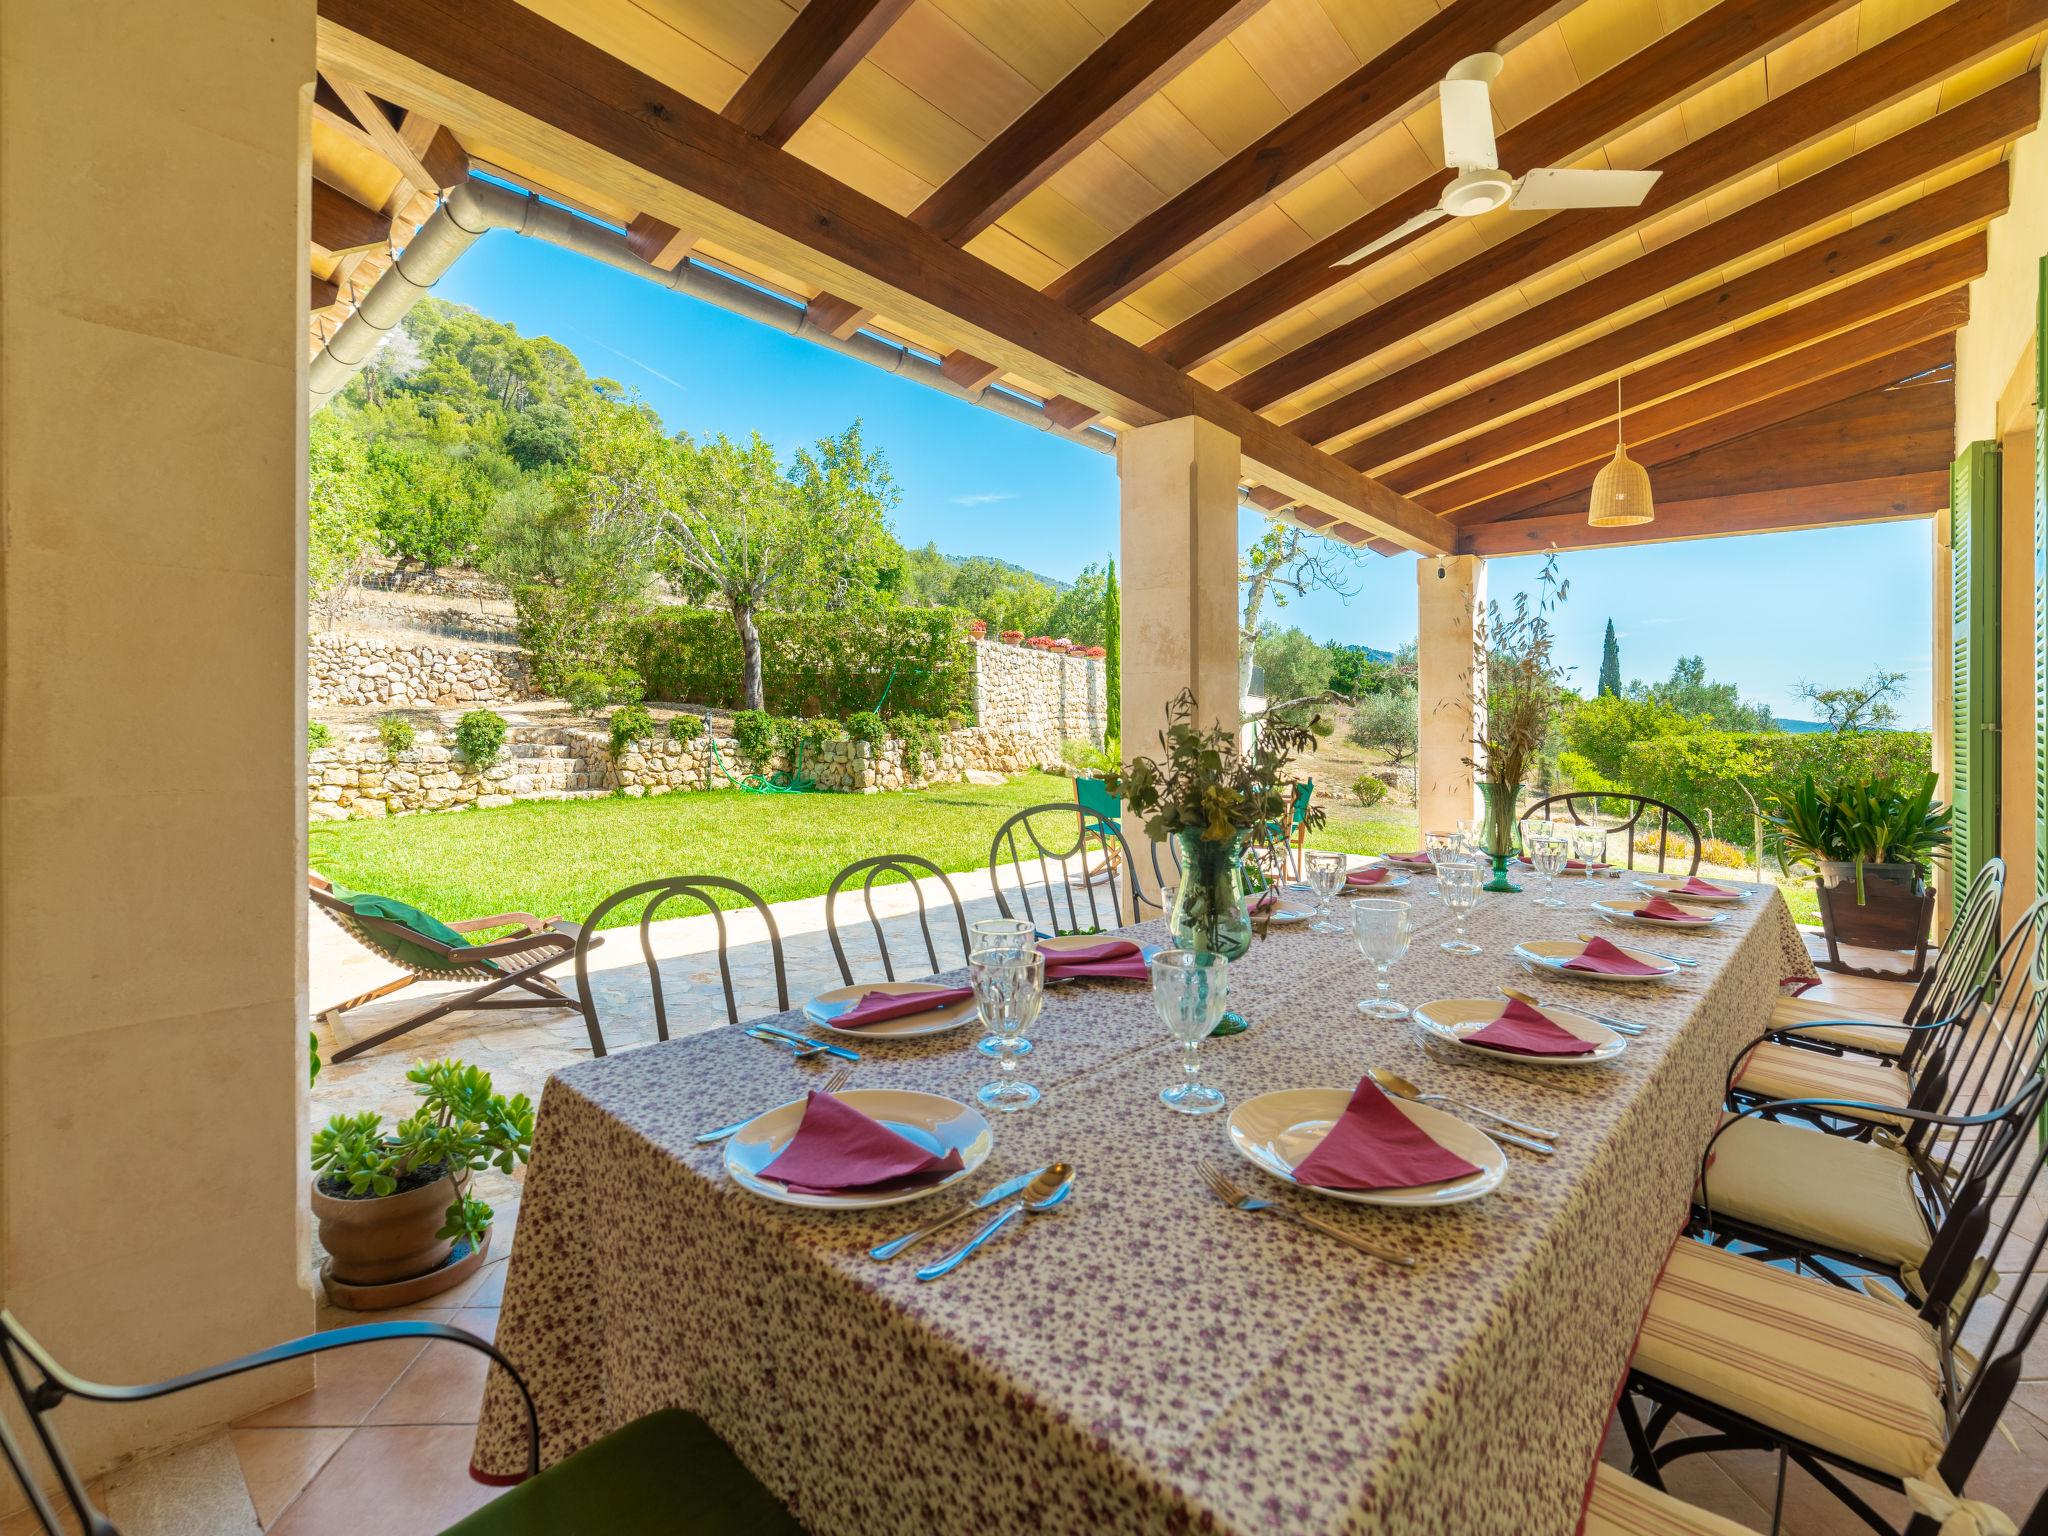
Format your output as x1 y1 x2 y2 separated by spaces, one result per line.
573 875 788 1056
824 853 971 983
0 1312 804 1535
310 874 594 1064
1519 791 1701 874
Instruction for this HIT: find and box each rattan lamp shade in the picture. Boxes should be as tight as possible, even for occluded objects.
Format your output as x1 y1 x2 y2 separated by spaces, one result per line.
1588 442 1654 527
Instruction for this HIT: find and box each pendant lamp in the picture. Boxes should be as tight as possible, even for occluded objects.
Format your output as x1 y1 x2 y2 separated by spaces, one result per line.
1588 376 1654 528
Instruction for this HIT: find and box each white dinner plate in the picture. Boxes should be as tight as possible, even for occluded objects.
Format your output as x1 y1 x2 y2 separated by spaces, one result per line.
1590 897 1726 931
1511 860 1614 879
723 1089 992 1210
1411 997 1626 1065
804 981 978 1039
1382 854 1435 870
1514 937 1681 983
1249 892 1318 924
1632 876 1753 905
1341 869 1412 894
1228 1088 1506 1206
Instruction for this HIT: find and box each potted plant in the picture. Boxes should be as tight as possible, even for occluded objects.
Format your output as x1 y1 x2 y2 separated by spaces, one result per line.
967 617 988 638
998 629 1023 646
309 1058 534 1308
1768 770 1951 978
1467 557 1570 892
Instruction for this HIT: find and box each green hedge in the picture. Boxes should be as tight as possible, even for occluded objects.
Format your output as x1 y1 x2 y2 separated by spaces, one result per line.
625 605 973 719
1561 727 1933 850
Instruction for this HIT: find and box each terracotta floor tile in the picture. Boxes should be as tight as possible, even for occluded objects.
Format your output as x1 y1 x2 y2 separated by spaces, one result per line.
264 1426 501 1536
228 1429 348 1527
234 1307 455 1429
1599 1416 1773 1531
366 1309 500 1426
0 1485 104 1536
1706 1446 1908 1536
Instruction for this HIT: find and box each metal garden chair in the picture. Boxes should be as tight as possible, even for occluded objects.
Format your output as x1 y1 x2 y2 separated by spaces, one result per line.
0 1311 803 1534
1519 790 1702 874
988 802 1165 934
824 853 971 983
573 875 788 1056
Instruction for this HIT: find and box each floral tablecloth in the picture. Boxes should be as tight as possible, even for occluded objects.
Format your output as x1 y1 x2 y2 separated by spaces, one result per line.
474 872 1812 1534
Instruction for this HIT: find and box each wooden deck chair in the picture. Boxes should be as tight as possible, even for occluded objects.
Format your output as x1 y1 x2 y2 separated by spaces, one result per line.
310 874 596 1063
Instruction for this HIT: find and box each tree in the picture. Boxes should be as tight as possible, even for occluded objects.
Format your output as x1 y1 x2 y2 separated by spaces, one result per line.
1252 626 1333 705
1630 655 1775 732
1103 557 1121 743
786 421 904 610
1044 562 1110 648
1239 526 1363 698
1347 686 1418 766
1793 669 1906 733
1597 619 1622 698
307 414 380 627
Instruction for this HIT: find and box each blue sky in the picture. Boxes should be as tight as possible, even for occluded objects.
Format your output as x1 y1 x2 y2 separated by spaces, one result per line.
435 227 1936 728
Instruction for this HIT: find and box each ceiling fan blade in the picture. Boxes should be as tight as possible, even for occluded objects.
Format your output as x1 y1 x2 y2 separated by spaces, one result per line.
1510 167 1662 210
1335 205 1450 266
1440 78 1498 171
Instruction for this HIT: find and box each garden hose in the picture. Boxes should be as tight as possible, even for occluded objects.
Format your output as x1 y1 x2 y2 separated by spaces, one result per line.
703 724 815 794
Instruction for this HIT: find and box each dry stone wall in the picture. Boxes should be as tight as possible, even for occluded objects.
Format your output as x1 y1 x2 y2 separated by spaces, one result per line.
971 639 1106 744
308 635 532 707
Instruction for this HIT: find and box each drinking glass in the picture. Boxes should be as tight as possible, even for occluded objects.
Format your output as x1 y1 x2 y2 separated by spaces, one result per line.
1349 898 1411 1019
971 947 1043 1112
1436 857 1483 956
1455 818 1483 855
1529 833 1570 908
970 918 1036 1056
1571 829 1608 896
1149 949 1228 1115
1424 830 1460 865
1305 850 1347 934
1519 817 1556 862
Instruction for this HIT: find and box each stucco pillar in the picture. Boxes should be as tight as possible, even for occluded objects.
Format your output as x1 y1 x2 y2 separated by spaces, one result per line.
0 0 316 1481
1117 417 1242 749
1416 555 1487 836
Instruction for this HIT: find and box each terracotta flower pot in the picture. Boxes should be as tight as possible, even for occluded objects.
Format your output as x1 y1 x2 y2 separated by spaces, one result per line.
312 1173 457 1286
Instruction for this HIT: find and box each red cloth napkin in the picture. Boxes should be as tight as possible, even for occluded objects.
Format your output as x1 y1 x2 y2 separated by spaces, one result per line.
1345 866 1393 887
831 986 974 1027
1389 849 1432 862
757 1091 965 1195
1630 896 1697 923
1039 938 1150 981
1562 935 1665 975
1248 889 1282 913
1466 998 1598 1056
1290 1078 1484 1191
1677 876 1738 897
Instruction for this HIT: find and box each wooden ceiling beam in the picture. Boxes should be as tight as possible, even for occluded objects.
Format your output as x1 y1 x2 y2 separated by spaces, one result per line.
724 0 916 149
312 74 382 152
1384 278 1969 494
398 110 470 188
625 212 695 270
325 72 468 190
1044 0 1571 317
1444 335 1956 522
912 0 1267 245
939 352 1005 395
310 274 342 312
1296 75 2029 449
1235 0 2048 413
317 0 1455 553
310 178 391 255
1331 170 2003 471
803 293 874 340
1149 0 1852 372
1458 469 1946 553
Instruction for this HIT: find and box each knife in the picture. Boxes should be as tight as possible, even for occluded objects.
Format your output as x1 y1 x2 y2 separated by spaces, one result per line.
751 1021 861 1062
867 1167 1045 1261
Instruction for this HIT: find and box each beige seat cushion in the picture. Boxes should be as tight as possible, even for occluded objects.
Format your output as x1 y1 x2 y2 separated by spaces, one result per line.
1583 1463 1758 1536
1732 1041 1913 1127
1633 1239 1946 1480
1702 1116 1929 1266
1770 995 1909 1057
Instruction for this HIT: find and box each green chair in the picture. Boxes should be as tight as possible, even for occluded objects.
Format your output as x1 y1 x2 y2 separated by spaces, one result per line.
1073 774 1121 826
1262 780 1314 880
0 1311 806 1536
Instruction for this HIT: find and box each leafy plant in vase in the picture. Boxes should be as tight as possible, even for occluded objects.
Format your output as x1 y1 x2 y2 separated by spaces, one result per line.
1466 557 1570 892
1768 769 1951 978
309 1058 533 1308
1108 690 1324 1032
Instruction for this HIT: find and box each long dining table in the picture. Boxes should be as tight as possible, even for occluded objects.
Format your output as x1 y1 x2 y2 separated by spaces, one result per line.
472 866 1814 1534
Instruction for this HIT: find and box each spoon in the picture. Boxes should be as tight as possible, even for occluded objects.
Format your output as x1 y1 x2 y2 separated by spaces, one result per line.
1368 1069 1554 1155
1500 985 1644 1036
1368 1068 1558 1144
1577 930 1699 968
916 1163 1073 1280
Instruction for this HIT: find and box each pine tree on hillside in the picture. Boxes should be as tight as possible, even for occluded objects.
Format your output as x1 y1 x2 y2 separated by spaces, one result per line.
1103 557 1121 745
1597 619 1622 698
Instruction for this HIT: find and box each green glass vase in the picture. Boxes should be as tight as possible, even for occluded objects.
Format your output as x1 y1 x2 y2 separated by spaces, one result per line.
1169 828 1253 1034
1478 780 1522 893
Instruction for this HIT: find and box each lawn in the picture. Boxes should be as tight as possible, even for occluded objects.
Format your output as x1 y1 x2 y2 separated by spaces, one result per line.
313 770 1427 929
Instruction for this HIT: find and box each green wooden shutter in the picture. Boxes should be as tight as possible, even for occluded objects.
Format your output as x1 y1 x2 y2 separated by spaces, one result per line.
2036 254 2047 903
1952 438 2001 915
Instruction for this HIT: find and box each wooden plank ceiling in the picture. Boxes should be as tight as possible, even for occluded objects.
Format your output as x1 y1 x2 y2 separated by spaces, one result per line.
307 0 2048 556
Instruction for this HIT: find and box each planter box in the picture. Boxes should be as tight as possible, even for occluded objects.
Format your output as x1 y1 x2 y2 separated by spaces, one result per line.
1813 860 1934 981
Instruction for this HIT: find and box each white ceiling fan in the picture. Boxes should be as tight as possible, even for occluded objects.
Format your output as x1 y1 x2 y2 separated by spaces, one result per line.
1337 53 1663 265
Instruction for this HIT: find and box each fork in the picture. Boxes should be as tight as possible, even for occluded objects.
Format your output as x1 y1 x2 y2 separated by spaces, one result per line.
1195 1159 1415 1269
695 1066 852 1144
746 1026 828 1058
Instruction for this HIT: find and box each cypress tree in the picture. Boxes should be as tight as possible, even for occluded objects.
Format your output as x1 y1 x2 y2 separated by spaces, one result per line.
1597 619 1622 698
1103 557 1121 745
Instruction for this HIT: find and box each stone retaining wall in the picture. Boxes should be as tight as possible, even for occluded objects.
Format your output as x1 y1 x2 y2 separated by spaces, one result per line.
308 635 532 707
972 638 1106 744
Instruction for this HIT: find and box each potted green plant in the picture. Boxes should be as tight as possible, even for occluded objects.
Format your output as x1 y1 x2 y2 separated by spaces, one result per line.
1468 557 1570 892
1768 769 1952 977
309 1059 533 1308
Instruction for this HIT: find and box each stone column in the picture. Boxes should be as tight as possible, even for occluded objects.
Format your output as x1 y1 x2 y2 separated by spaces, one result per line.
0 0 316 1476
1416 555 1487 837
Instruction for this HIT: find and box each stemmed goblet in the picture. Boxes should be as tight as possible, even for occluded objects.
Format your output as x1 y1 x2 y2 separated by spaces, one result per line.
971 946 1043 1112
1150 949 1228 1115
1349 898 1411 1019
1305 850 1347 934
1436 857 1483 956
